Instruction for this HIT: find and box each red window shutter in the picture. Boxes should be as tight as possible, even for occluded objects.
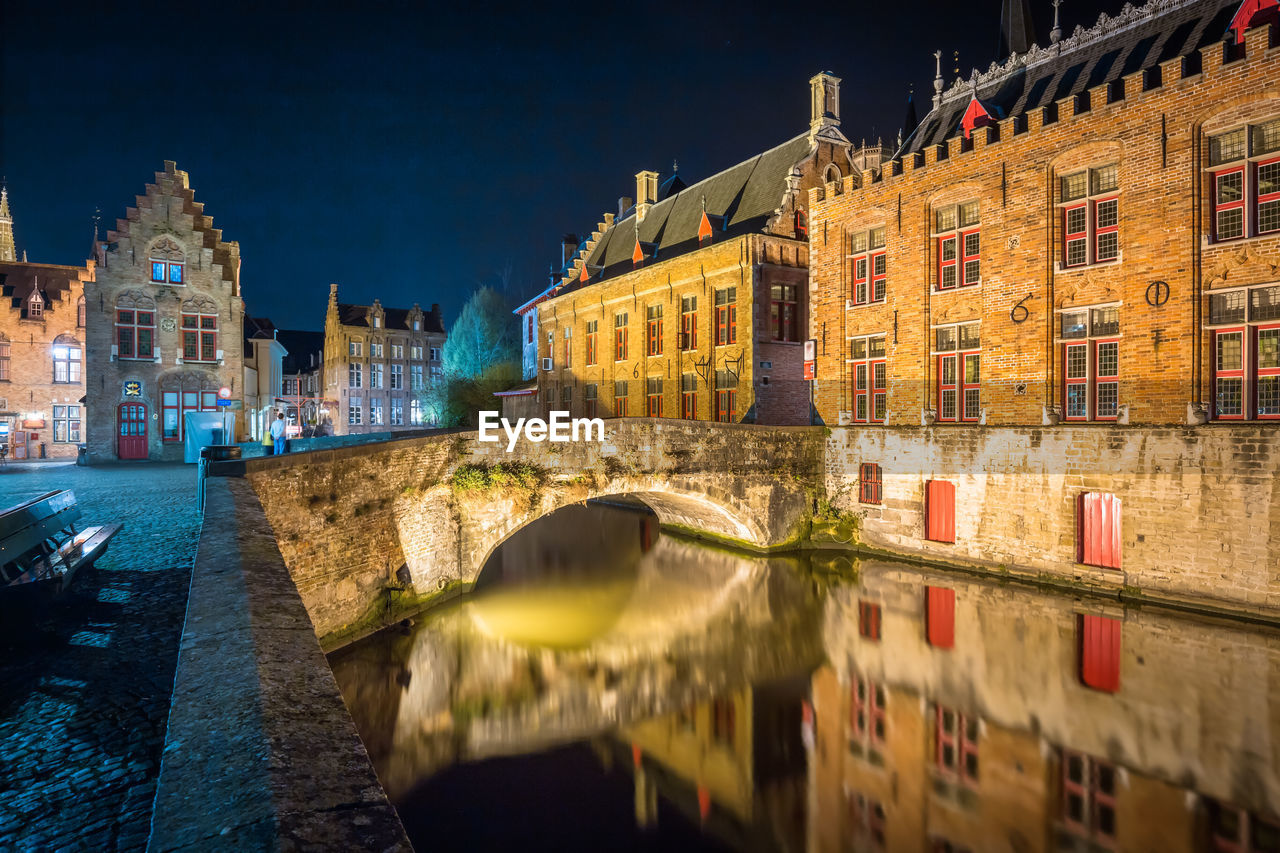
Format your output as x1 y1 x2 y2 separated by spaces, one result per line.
1078 492 1122 569
926 480 955 543
926 586 955 648
1079 614 1121 692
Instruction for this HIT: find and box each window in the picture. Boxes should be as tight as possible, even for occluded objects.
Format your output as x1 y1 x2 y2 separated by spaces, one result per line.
349 397 362 425
390 363 403 389
850 336 887 423
1078 614 1121 693
77 296 85 328
163 387 216 442
935 201 980 289
52 339 82 383
563 329 572 368
150 259 183 283
372 315 381 329
370 398 383 425
646 305 663 356
679 296 698 351
391 343 404 359
934 323 980 422
614 312 629 361
646 377 663 417
27 292 43 318
430 347 441 361
413 319 421 331
712 698 735 745
926 585 956 646
348 362 362 388
1208 118 1280 241
1060 164 1120 266
1060 306 1120 420
850 672 886 745
1207 800 1280 853
52 405 81 443
859 463 882 503
795 208 808 237
410 398 422 425
858 600 882 640
681 373 697 419
715 288 737 345
584 383 598 417
410 364 424 390
115 309 155 360
1061 751 1117 846
349 341 363 357
430 365 443 379
370 342 383 358
614 380 628 417
1208 284 1280 419
849 227 887 305
181 313 217 362
0 341 8 381
561 385 572 406
370 363 384 389
935 706 979 783
715 370 738 423
1077 491 1122 569
771 284 799 341
584 320 598 366
410 344 422 360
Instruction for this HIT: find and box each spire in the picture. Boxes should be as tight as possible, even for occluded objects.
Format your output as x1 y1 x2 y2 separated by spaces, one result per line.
999 0 1036 57
1050 0 1063 44
902 85 919 140
932 50 944 110
0 182 15 263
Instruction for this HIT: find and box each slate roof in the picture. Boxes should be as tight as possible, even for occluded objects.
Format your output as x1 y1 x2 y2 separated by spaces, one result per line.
568 132 814 292
0 261 87 319
901 0 1237 156
336 302 446 334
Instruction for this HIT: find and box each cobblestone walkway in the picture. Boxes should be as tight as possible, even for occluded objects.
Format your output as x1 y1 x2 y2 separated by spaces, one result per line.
0 462 201 851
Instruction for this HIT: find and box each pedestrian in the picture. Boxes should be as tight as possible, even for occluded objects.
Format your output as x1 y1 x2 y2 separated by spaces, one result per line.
270 411 287 456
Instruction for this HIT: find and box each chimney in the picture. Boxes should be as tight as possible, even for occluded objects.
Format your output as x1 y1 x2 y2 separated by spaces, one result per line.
561 233 579 266
809 72 841 136
618 196 633 218
635 171 658 222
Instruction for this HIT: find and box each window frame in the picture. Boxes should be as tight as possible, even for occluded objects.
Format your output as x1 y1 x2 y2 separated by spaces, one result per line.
847 227 887 306
1208 119 1280 242
1059 165 1120 267
859 462 882 504
614 312 629 362
770 283 800 341
714 287 737 346
1061 751 1117 846
934 202 980 291
180 312 218 363
934 322 980 423
858 600 882 640
52 340 82 384
115 308 156 361
934 705 979 785
614 380 628 417
646 305 664 356
585 320 598 366
849 335 887 423
681 373 697 419
52 404 82 443
646 377 663 417
850 672 886 747
680 296 697 350
150 259 184 284
1207 284 1280 420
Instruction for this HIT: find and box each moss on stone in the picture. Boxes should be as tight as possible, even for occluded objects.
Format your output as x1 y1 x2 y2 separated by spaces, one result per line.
318 579 473 652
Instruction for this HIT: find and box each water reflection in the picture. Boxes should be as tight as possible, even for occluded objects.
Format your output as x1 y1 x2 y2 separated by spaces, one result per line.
331 502 1280 853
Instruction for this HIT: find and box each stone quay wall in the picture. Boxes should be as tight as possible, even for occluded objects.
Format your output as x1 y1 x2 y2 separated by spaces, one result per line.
824 424 1280 617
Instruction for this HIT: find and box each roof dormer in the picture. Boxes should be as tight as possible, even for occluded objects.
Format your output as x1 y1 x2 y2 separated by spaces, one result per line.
368 299 384 329
27 289 44 319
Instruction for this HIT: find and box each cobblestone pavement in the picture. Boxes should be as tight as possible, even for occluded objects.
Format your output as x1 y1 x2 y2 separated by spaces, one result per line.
0 462 201 851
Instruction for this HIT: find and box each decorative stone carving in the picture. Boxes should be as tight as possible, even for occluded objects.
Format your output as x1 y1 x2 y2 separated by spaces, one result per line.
1205 245 1280 288
149 236 185 261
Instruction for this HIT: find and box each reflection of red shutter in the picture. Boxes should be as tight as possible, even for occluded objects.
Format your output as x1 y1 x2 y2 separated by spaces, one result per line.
1079 614 1121 692
926 480 956 543
926 586 955 648
1078 492 1122 568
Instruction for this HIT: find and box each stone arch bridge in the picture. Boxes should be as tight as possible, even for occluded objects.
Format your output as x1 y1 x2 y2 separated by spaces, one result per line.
220 420 825 643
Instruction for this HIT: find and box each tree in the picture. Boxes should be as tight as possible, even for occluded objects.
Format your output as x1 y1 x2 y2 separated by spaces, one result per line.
425 286 520 427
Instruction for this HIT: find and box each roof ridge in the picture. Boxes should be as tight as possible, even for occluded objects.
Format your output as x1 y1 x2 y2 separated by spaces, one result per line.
937 0 1219 108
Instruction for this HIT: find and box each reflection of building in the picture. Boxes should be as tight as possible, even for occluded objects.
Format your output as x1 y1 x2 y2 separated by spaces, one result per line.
0 186 94 459
242 315 286 441
323 283 445 435
808 558 1280 853
85 161 244 462
523 74 853 426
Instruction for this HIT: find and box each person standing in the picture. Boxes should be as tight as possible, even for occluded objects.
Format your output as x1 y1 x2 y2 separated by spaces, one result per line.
270 411 287 456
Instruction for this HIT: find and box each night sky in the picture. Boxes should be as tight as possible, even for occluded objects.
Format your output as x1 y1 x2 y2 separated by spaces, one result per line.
2 0 1113 331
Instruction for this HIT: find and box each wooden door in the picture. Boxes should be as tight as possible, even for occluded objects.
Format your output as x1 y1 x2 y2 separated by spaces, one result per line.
118 403 148 459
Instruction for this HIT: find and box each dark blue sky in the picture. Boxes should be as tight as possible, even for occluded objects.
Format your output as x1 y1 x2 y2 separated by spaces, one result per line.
2 0 1111 331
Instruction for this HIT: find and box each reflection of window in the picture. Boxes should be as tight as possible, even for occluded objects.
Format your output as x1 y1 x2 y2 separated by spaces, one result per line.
1060 165 1119 266
1207 799 1280 853
849 227 887 305
116 309 155 360
712 698 735 745
935 705 979 783
935 201 980 289
847 792 886 852
1208 284 1280 420
1059 306 1120 421
850 673 886 745
52 340 82 383
53 405 81 443
934 322 980 422
1208 118 1280 241
1061 751 1117 846
858 600 882 640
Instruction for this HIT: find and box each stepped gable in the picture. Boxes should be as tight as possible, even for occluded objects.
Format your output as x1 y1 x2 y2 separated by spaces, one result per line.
902 0 1237 156
563 132 815 290
103 160 240 294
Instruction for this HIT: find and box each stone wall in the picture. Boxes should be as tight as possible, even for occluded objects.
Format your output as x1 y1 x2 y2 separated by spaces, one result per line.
824 424 1280 616
235 420 824 645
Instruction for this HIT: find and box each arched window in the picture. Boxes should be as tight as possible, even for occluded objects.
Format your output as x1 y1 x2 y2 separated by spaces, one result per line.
824 164 842 184
77 296 86 328
52 335 82 383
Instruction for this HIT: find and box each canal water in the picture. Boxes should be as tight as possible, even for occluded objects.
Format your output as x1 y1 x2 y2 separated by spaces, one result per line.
330 501 1280 853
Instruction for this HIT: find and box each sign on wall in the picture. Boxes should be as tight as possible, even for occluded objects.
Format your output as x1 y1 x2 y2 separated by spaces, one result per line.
123 380 142 397
803 339 817 381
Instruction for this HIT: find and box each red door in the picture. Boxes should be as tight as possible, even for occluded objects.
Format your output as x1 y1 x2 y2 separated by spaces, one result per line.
118 403 148 459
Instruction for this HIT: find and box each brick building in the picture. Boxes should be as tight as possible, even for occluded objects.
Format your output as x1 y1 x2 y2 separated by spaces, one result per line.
527 74 855 426
0 187 95 459
323 284 446 434
808 0 1280 428
276 328 326 433
85 161 244 462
